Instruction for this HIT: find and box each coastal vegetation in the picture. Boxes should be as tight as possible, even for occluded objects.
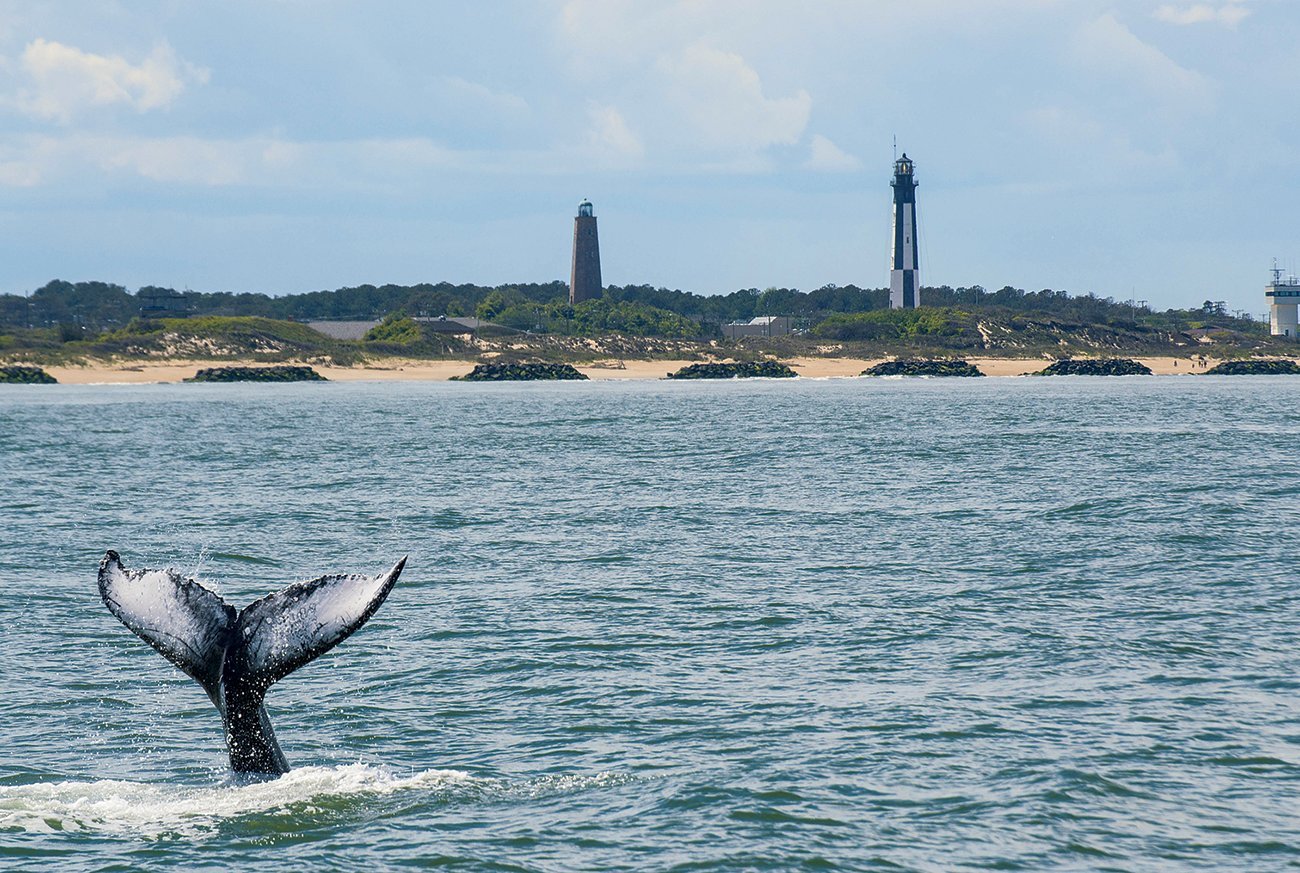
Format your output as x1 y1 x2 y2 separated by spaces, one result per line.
363 312 422 345
667 361 797 379
482 295 700 338
816 308 972 342
186 365 327 382
0 278 1288 366
453 363 588 381
0 364 56 383
1 315 361 365
1035 358 1153 376
861 359 984 377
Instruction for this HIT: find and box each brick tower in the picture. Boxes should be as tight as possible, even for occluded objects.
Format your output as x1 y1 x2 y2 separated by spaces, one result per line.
570 199 602 305
889 153 920 309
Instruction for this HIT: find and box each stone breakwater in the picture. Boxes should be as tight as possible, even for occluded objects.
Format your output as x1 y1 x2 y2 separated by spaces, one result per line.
1204 360 1300 375
667 361 797 379
1036 358 1152 377
861 359 984 377
185 365 327 382
453 363 588 381
0 365 57 384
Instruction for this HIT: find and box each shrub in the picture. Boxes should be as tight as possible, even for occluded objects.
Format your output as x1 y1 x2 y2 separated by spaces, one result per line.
364 312 422 344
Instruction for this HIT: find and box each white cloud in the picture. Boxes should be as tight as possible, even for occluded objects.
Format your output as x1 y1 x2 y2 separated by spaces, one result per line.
557 0 1070 62
584 103 644 165
1022 105 1181 174
351 138 460 170
1153 3 1251 27
805 134 860 172
1023 105 1106 143
0 134 264 187
0 158 39 186
557 3 814 170
1072 14 1214 106
0 132 516 189
8 38 208 123
432 76 529 120
99 135 246 184
654 43 811 156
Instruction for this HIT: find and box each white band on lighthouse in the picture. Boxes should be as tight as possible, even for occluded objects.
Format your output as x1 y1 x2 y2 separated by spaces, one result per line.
889 152 920 310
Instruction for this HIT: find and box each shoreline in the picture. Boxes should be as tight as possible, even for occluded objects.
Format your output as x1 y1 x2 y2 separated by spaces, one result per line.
24 355 1245 384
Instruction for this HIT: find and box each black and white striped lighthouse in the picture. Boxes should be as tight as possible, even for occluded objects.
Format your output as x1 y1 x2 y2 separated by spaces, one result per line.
889 153 920 309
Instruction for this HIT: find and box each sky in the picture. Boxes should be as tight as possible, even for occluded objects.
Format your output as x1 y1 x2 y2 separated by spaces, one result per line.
0 1 1296 312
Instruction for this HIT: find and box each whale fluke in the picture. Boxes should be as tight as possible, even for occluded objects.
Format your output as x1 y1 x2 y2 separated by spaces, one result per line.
233 561 405 688
98 551 405 776
98 551 236 695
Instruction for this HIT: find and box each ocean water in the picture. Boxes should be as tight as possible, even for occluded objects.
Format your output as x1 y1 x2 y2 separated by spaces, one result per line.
0 375 1297 871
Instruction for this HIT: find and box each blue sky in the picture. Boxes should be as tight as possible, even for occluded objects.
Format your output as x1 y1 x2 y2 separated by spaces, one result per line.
0 1 1296 312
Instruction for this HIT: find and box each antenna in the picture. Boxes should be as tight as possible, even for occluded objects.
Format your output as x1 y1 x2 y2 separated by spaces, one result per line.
893 135 897 163
1273 258 1283 286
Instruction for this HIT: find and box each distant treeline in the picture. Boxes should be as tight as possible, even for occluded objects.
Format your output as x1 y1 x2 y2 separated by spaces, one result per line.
0 278 1259 339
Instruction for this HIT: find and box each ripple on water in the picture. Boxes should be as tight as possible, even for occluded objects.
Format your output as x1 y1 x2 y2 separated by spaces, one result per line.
2 378 1300 870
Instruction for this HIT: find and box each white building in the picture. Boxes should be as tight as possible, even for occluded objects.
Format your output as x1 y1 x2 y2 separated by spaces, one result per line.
1266 261 1300 338
722 316 792 340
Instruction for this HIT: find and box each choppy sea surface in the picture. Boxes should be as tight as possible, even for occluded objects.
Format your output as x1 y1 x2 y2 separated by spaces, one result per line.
1 375 1298 871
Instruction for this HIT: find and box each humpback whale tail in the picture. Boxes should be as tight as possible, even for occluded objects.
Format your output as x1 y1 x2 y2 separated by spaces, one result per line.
98 551 406 776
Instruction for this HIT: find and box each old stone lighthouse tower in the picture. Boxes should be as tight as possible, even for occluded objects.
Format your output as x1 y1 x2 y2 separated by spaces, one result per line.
570 199 602 305
889 153 920 309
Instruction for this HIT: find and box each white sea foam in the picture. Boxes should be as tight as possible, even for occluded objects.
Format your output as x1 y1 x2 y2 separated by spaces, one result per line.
0 766 633 838
0 764 474 838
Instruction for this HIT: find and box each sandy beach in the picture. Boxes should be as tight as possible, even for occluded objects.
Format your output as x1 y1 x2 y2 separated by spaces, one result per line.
35 354 1247 384
751 356 1214 378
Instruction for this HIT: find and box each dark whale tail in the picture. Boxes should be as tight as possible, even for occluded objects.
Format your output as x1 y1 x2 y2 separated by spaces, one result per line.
98 551 405 775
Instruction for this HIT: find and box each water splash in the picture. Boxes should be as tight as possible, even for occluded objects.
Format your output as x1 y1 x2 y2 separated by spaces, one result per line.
0 765 472 837
0 766 634 839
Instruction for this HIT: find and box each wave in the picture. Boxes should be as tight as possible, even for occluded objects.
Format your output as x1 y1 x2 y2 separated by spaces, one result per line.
0 764 471 837
0 765 630 839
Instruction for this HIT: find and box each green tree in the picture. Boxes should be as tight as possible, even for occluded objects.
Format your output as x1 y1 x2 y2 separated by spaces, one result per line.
476 288 526 320
364 311 422 344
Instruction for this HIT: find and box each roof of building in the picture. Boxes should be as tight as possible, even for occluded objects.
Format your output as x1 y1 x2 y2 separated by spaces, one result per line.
306 320 379 340
306 316 498 340
414 316 489 332
725 315 790 326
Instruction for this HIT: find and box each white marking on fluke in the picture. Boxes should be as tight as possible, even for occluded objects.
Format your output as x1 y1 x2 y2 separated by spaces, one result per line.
97 551 406 777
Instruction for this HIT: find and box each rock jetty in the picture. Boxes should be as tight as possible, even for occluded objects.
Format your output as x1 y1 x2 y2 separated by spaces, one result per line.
453 362 588 381
1035 358 1152 377
0 365 57 384
861 359 984 377
186 365 327 382
1204 359 1300 375
667 361 797 379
